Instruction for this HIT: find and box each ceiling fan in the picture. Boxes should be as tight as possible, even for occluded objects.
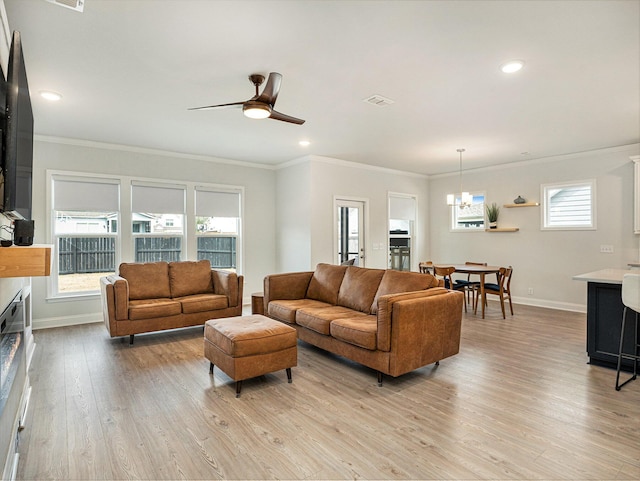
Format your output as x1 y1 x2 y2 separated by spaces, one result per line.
189 72 305 125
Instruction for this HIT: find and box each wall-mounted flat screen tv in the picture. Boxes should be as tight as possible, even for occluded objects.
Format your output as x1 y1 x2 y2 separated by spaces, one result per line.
1 31 34 220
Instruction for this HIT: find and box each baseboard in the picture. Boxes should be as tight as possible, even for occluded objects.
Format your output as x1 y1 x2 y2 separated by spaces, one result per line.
31 297 586 330
33 312 101 330
511 296 586 313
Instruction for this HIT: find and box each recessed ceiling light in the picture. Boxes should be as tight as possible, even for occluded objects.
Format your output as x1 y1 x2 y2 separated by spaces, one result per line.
299 140 310 147
40 90 62 101
500 60 524 74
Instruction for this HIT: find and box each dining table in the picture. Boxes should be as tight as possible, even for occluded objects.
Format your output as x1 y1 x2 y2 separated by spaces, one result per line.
434 264 502 319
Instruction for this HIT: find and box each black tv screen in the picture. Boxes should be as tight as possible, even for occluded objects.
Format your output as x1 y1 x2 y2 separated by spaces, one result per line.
1 31 33 220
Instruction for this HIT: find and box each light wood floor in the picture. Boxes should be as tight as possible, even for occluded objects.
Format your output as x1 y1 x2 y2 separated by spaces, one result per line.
16 303 640 480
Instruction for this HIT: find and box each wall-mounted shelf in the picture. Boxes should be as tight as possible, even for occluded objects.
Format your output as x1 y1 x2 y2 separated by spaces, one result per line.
485 228 519 232
503 202 539 208
0 244 52 278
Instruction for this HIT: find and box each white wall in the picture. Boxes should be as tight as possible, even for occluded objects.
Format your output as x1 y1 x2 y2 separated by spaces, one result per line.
428 144 640 311
275 159 311 272
30 137 277 328
276 155 429 272
15 135 640 328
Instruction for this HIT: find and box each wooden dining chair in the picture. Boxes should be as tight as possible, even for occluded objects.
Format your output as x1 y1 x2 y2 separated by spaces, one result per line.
434 265 469 312
477 266 514 319
418 261 434 275
454 261 487 310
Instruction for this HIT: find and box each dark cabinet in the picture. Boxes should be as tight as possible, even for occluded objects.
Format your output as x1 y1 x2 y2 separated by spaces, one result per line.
586 282 638 370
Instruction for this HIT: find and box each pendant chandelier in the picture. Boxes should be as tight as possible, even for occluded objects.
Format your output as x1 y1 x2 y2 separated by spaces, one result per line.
446 148 473 208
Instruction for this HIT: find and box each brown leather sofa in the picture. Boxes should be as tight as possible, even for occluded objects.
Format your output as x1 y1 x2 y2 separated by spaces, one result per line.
101 260 243 344
263 263 463 385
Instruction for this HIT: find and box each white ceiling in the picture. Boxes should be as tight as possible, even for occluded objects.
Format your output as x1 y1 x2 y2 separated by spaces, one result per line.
4 0 640 175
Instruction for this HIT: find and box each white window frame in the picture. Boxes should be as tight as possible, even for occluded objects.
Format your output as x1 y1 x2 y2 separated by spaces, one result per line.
46 170 244 301
541 179 596 231
449 192 486 232
131 181 187 263
195 187 243 272
47 172 121 299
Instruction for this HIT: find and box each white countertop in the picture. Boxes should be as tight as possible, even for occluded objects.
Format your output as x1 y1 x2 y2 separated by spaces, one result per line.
572 268 637 284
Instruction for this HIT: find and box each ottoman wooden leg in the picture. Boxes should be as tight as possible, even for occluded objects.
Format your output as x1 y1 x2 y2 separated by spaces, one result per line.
209 362 214 374
286 367 292 383
235 381 242 398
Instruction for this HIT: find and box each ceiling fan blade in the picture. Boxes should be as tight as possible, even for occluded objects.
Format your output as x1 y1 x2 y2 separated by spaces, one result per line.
270 109 305 125
188 101 244 111
256 72 282 105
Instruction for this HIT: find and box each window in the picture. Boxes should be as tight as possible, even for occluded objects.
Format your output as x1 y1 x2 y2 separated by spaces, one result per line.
52 176 120 295
132 183 186 262
48 172 244 299
450 193 485 231
195 188 241 271
542 180 595 230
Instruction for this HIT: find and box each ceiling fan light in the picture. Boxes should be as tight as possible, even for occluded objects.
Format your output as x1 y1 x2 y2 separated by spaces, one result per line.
500 60 524 73
40 90 62 101
243 102 271 119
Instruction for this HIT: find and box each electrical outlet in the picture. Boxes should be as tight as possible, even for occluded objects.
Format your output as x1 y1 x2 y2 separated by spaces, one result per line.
527 288 534 295
600 245 614 253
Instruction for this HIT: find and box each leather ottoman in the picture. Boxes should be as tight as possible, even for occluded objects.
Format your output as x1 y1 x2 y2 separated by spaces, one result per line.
204 314 297 397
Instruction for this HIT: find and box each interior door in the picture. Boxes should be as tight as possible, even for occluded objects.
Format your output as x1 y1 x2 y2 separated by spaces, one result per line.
336 199 365 266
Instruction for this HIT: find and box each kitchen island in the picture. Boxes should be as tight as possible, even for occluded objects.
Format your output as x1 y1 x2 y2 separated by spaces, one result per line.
573 268 637 370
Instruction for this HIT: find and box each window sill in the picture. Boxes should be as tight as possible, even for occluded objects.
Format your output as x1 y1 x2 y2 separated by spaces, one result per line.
46 292 101 303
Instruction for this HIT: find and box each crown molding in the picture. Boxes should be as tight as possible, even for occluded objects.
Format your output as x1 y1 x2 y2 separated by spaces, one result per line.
34 135 276 170
430 143 640 179
276 154 428 179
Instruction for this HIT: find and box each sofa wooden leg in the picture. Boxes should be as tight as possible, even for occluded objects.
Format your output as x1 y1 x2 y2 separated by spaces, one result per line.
209 362 214 374
286 367 292 383
235 381 242 398
129 334 134 346
377 371 383 387
435 360 440 366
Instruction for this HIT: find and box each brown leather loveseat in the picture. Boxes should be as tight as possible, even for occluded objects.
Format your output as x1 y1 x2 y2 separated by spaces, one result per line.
101 259 243 344
263 263 463 385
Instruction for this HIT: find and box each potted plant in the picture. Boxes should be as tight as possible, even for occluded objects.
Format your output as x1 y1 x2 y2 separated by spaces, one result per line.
486 202 500 229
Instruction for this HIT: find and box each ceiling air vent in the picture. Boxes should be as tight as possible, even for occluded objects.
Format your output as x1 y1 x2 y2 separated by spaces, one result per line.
45 0 84 12
363 94 395 107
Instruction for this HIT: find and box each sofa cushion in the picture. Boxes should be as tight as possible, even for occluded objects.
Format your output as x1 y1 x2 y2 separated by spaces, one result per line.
128 298 182 320
371 270 440 314
296 306 367 335
119 262 171 300
330 315 378 350
268 299 331 324
176 294 228 314
337 266 385 313
306 263 348 305
169 260 214 298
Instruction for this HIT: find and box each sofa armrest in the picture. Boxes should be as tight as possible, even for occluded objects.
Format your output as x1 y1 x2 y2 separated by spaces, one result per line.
100 275 129 337
376 287 455 351
385 289 464 376
104 275 129 320
211 269 243 308
263 271 314 310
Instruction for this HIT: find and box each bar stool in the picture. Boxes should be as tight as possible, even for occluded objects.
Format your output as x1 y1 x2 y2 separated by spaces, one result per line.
615 273 640 391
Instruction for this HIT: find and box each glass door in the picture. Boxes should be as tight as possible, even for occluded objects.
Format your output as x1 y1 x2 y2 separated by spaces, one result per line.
336 199 365 266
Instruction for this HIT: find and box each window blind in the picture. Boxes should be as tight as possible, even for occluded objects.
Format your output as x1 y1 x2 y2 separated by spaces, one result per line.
543 181 594 229
132 183 186 214
389 196 416 221
53 178 120 212
195 189 240 217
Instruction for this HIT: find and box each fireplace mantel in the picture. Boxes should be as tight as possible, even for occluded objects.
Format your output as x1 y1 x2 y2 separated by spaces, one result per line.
0 245 52 278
